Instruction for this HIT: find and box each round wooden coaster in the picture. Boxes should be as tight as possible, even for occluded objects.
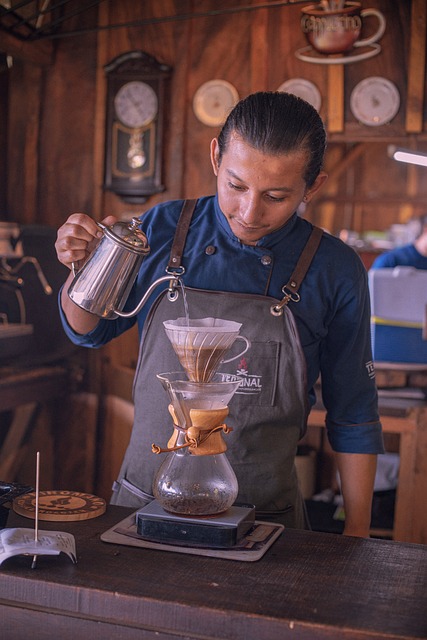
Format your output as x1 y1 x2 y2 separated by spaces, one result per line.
13 490 106 522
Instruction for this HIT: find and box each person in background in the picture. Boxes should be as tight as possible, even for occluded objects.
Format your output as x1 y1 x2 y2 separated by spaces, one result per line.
55 92 383 538
371 214 427 270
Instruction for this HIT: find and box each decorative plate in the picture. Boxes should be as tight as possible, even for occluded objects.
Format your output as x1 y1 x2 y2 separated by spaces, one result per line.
13 490 106 522
277 78 322 111
350 77 400 127
193 80 239 127
295 43 381 65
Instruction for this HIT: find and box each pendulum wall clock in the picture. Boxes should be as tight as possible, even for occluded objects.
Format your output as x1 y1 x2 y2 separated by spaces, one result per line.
104 50 171 204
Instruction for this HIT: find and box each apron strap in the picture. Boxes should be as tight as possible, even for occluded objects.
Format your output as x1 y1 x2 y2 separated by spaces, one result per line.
166 199 198 273
285 225 324 295
271 225 323 315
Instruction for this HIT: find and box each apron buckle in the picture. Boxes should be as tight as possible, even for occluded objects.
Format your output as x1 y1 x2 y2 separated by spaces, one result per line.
164 266 185 301
270 287 301 316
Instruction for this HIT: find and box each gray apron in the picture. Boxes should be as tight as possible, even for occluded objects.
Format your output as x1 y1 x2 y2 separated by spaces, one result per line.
111 201 322 529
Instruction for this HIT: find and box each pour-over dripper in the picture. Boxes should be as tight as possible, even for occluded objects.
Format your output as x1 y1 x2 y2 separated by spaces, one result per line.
152 372 241 515
163 317 250 382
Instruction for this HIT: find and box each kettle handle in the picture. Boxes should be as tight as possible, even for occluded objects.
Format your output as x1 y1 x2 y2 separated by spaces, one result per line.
71 222 106 278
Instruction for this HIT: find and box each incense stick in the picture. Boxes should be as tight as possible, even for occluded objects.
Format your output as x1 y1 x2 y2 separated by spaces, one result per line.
31 451 40 569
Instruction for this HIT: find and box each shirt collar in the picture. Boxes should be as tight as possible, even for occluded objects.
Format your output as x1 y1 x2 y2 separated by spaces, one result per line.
213 194 300 248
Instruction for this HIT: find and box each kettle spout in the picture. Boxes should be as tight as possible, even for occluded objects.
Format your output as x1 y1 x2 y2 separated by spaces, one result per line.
115 274 182 318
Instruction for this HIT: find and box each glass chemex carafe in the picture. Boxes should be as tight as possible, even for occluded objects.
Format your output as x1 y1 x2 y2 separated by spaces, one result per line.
150 317 250 516
152 372 242 516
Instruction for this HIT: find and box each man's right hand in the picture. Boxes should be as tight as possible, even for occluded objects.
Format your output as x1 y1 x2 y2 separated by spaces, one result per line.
55 213 117 335
55 213 117 271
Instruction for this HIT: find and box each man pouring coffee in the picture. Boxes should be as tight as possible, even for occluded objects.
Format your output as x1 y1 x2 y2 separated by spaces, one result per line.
55 91 383 537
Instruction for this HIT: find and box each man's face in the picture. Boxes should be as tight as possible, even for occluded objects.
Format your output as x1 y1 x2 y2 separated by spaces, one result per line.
210 132 327 246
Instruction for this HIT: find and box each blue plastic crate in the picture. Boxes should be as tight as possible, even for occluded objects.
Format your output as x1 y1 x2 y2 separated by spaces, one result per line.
371 321 427 364
369 267 427 364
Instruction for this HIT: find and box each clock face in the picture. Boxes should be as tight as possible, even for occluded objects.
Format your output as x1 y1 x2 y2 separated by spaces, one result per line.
114 81 158 128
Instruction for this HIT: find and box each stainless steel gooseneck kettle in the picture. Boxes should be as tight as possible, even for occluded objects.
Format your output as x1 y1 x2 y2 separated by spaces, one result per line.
68 218 178 319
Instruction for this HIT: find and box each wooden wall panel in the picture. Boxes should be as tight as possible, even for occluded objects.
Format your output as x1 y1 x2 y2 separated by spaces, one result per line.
6 61 43 225
266 4 329 104
183 0 253 199
3 0 427 230
317 141 427 235
340 0 410 140
39 37 98 227
0 61 8 215
6 6 99 226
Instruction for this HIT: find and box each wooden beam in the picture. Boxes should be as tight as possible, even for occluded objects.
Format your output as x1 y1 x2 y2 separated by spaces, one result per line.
327 64 344 133
0 31 54 66
92 0 110 219
406 0 426 133
326 142 367 183
250 6 268 92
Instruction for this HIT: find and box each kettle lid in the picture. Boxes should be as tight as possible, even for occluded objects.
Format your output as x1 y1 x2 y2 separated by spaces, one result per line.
103 217 150 254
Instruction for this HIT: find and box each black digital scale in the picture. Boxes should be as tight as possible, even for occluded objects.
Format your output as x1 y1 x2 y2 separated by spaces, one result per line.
136 500 255 548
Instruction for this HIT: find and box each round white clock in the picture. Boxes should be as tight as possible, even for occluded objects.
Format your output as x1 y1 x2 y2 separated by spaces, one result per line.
350 77 400 127
114 81 158 128
193 79 239 127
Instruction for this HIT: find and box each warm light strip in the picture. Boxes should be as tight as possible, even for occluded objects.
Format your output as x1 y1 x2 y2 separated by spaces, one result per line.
388 145 427 167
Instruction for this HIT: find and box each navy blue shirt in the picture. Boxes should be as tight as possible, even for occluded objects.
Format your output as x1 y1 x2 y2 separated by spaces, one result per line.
371 243 427 270
60 196 383 454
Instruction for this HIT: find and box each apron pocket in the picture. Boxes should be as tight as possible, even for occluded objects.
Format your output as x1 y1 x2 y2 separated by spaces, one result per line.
111 477 154 508
218 341 279 407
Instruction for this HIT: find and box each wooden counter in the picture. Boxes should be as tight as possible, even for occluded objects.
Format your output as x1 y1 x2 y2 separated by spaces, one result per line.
1 506 426 640
308 362 427 545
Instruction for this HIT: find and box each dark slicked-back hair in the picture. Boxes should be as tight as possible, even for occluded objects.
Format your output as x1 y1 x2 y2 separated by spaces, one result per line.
217 91 327 188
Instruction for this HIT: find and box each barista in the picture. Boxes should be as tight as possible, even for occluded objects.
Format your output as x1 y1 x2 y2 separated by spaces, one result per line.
371 214 427 270
55 91 383 537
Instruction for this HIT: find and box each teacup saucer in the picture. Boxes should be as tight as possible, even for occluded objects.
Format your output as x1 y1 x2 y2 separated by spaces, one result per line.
295 43 381 65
